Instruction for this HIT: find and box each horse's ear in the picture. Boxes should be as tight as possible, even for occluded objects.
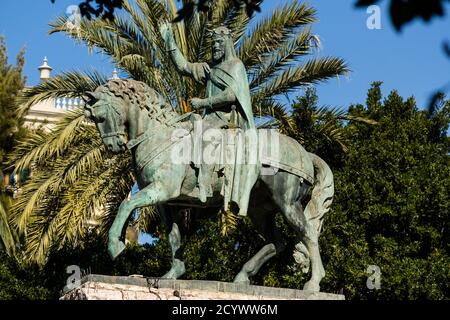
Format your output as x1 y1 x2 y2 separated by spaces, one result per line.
83 91 99 105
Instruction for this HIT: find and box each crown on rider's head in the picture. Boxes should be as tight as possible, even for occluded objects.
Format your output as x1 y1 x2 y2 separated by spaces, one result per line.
212 26 232 39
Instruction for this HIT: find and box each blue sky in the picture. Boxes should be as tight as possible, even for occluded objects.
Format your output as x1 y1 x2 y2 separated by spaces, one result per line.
1 0 449 110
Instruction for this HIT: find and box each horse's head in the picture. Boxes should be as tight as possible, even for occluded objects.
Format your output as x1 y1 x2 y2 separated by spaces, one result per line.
83 88 127 153
84 78 176 153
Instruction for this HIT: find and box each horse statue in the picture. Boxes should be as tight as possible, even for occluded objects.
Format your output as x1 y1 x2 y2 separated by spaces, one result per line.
83 78 334 292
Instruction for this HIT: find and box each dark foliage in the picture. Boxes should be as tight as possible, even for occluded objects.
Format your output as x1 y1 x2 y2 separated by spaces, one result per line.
356 0 449 31
0 252 51 299
0 36 26 167
170 83 450 299
50 0 262 22
319 82 449 299
51 0 123 20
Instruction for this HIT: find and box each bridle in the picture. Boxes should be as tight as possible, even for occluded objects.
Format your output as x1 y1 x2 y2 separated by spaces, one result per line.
92 101 126 141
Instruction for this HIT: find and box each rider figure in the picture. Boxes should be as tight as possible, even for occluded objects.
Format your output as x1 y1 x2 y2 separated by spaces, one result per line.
160 22 259 216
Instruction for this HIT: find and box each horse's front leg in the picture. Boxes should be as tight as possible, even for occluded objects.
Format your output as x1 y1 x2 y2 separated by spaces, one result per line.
108 181 170 259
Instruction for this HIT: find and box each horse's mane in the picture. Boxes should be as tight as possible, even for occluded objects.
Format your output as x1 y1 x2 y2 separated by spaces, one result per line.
98 79 178 124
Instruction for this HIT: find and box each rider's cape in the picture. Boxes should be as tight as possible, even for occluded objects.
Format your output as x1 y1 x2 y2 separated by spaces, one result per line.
209 59 259 215
208 59 255 129
191 59 255 129
190 59 258 216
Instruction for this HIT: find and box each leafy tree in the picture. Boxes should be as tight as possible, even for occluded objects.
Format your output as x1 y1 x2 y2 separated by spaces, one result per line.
0 36 26 165
172 83 449 300
285 87 375 168
0 251 51 299
319 82 449 299
0 37 51 301
10 0 348 264
0 36 26 255
178 211 308 288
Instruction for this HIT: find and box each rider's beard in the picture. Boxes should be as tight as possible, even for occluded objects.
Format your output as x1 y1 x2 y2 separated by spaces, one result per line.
213 48 224 63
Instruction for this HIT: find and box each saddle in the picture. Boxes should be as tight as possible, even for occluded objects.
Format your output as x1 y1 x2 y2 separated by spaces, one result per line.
187 114 315 216
189 113 259 215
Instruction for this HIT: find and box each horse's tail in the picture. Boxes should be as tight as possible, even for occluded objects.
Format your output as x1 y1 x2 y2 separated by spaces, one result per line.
293 152 334 274
304 152 334 233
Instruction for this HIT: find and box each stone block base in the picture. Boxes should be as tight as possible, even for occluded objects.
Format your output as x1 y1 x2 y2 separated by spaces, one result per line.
60 274 344 300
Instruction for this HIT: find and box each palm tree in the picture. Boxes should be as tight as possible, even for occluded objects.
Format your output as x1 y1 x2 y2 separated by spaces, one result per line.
0 195 16 256
10 0 349 264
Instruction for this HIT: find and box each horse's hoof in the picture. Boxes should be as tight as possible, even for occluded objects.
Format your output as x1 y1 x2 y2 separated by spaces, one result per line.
108 239 126 260
233 272 250 285
303 280 320 292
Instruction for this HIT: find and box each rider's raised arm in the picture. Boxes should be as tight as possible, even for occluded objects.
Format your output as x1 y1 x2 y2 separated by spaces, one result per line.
159 22 209 83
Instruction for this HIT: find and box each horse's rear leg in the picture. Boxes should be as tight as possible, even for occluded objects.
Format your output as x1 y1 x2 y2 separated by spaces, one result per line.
286 202 325 291
108 182 171 259
233 233 284 284
234 244 276 284
234 210 285 284
297 153 334 292
301 229 325 292
280 202 325 292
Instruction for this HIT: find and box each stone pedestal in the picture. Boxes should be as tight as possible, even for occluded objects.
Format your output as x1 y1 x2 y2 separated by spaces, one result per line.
60 274 345 300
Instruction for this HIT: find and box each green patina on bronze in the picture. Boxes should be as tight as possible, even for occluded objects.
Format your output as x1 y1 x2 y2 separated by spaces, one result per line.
83 24 335 292
160 23 258 212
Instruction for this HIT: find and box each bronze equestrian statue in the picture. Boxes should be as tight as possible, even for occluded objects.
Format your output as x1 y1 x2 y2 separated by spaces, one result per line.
83 23 334 292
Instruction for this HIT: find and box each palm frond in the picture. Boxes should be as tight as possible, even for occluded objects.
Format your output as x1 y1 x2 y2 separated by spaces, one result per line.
16 152 134 264
134 206 159 234
225 3 252 45
16 71 107 118
0 195 16 256
8 109 96 173
50 15 127 60
249 28 319 89
253 57 349 103
219 209 238 236
239 1 317 70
